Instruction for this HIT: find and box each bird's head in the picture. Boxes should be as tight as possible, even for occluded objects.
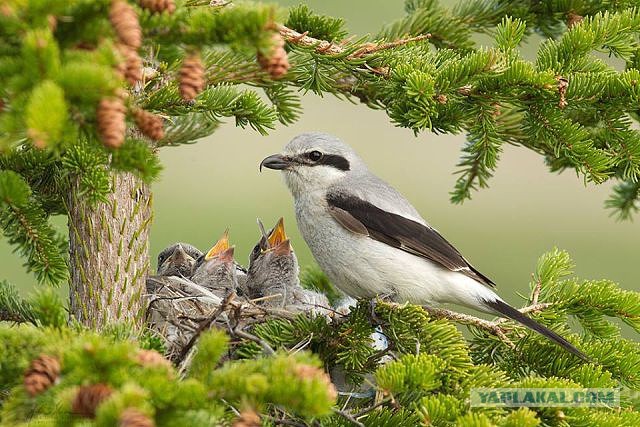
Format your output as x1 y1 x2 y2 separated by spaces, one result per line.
157 242 202 277
246 217 299 301
260 132 363 197
190 230 237 291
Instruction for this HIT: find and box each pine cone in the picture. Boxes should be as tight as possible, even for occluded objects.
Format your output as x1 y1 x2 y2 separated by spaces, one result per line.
233 410 261 427
295 364 337 401
110 0 142 50
72 384 113 418
179 55 205 101
97 97 127 148
257 32 289 79
119 408 155 427
139 0 175 14
567 11 583 29
24 354 61 397
118 45 143 85
135 349 171 368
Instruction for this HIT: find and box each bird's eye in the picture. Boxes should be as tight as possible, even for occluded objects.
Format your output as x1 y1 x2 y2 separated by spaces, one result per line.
307 150 323 162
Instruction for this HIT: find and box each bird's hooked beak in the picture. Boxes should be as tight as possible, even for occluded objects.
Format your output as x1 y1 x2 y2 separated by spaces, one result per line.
205 229 231 260
260 154 291 171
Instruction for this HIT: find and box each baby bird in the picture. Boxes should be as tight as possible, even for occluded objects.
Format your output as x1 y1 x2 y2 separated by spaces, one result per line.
190 230 238 298
147 242 203 293
246 218 329 313
157 242 203 277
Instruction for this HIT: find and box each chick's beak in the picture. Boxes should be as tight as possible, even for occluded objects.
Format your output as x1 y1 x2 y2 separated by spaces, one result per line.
273 239 292 256
217 246 235 263
205 229 230 260
268 217 287 247
260 154 290 171
169 244 189 263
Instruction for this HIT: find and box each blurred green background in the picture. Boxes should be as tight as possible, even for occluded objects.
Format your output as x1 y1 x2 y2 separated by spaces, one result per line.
1 1 638 308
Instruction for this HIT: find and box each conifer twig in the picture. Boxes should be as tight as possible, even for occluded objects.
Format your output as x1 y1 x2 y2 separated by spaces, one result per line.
232 327 276 355
332 408 365 427
278 24 430 58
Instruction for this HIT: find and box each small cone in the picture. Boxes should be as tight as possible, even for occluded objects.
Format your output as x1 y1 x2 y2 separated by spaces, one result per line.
257 32 289 79
110 0 142 50
97 97 127 148
133 109 164 141
295 364 337 401
119 408 155 427
233 410 261 427
72 384 113 418
24 354 61 397
179 55 205 101
135 349 172 369
118 45 143 85
139 0 175 14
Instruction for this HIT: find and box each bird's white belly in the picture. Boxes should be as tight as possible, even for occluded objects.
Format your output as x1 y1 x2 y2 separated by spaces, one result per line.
295 200 498 309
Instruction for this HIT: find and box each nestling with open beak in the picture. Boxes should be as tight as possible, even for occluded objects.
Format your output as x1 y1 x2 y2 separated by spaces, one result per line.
156 243 203 277
246 218 329 313
190 230 239 298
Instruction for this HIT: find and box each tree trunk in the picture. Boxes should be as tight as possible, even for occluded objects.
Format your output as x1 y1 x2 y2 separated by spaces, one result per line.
67 172 152 330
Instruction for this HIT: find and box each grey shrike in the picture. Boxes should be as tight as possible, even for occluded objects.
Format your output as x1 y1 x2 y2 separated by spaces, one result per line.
260 132 587 360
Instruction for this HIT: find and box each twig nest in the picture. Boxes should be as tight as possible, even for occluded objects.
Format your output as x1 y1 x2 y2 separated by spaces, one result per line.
24 354 61 397
179 54 205 101
257 32 290 79
110 0 142 50
71 384 114 418
232 410 261 427
97 97 127 148
133 109 165 141
119 407 155 427
135 349 172 369
139 0 175 14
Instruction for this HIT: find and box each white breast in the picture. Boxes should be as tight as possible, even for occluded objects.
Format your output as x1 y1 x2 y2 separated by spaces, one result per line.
293 192 500 310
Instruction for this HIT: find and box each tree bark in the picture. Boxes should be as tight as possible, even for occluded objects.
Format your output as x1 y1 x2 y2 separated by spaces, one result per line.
67 172 152 330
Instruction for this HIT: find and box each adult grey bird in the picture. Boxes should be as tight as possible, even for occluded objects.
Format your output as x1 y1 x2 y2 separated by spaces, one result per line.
260 132 588 360
246 217 329 313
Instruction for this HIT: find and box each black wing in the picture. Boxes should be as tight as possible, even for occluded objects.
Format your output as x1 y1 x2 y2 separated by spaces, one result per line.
326 193 495 287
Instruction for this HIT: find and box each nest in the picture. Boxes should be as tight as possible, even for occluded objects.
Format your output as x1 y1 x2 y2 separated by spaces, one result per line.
145 276 337 364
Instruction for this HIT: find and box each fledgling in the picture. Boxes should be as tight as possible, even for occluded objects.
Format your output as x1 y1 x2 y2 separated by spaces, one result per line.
190 230 238 298
260 132 588 360
246 218 329 313
156 243 203 277
147 243 203 294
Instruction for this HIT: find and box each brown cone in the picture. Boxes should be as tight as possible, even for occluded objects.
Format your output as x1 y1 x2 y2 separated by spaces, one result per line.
97 97 127 148
117 45 143 86
294 364 337 402
179 55 205 101
257 32 289 79
135 349 171 368
139 0 175 14
72 384 113 418
24 354 61 397
119 408 155 427
133 109 164 141
233 410 261 427
110 0 142 50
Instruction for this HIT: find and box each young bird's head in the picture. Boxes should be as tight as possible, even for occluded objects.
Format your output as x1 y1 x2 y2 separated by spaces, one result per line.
260 132 365 197
190 230 237 295
246 217 299 304
157 243 202 277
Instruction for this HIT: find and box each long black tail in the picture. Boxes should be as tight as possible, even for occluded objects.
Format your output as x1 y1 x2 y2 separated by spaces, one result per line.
484 299 590 362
